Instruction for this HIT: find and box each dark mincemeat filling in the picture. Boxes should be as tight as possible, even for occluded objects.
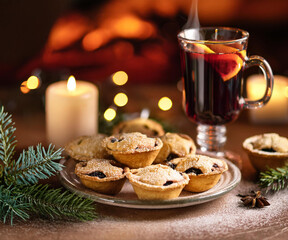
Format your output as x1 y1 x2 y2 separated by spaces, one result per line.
261 148 277 153
185 167 203 175
163 180 174 186
166 153 179 161
88 171 106 178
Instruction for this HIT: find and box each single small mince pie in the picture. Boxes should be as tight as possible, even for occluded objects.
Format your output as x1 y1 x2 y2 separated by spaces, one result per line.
75 159 126 195
125 164 189 200
65 134 110 161
175 155 228 192
243 133 288 172
112 118 165 137
103 132 163 168
154 132 196 164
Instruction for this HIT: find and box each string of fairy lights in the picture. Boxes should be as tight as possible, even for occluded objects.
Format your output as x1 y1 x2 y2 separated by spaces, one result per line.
20 70 173 122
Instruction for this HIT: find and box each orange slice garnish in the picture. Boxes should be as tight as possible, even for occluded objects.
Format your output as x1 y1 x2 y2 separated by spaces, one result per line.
214 51 246 81
192 43 246 81
192 43 215 54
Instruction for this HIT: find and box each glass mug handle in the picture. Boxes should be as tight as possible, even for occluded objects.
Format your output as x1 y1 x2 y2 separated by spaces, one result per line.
242 55 274 109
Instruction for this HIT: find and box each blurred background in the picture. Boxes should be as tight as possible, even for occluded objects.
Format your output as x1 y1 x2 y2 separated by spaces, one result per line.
0 0 287 86
0 0 288 124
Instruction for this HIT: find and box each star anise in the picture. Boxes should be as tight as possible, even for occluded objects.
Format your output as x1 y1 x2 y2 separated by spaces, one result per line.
238 191 270 208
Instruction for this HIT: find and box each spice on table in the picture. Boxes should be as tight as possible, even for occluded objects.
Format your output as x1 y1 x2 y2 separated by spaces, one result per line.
237 191 270 208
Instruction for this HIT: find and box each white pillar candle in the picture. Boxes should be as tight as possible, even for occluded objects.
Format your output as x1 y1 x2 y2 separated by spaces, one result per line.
46 76 98 148
247 75 288 124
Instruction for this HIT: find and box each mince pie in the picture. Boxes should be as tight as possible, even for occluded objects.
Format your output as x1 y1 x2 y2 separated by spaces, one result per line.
75 159 126 195
103 132 163 168
175 155 228 192
65 134 110 161
125 164 189 200
243 133 288 172
154 132 196 164
112 118 165 137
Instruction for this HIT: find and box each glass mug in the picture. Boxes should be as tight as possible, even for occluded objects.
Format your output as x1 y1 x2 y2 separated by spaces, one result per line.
178 27 273 156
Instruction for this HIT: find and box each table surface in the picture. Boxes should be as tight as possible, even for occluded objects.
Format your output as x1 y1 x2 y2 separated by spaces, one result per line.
1 84 288 240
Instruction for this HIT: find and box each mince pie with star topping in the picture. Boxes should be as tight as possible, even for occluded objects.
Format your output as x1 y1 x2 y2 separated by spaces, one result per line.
103 132 163 168
154 132 196 164
112 118 165 137
243 133 288 172
175 155 228 192
65 134 110 161
75 159 126 195
125 164 189 200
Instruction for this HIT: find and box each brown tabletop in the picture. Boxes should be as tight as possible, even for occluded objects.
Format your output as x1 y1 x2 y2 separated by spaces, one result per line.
1 84 288 240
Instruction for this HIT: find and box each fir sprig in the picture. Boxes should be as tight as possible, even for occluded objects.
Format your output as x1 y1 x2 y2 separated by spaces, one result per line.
0 106 16 167
258 164 288 191
0 106 97 224
5 144 63 185
11 184 96 221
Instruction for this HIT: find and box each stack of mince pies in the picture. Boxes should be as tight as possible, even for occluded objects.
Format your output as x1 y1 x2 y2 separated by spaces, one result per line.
65 118 228 200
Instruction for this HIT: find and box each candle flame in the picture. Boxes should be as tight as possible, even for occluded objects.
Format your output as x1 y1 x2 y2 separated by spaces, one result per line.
67 75 76 91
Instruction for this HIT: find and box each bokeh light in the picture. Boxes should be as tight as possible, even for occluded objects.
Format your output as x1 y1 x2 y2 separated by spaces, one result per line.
26 76 40 89
114 93 128 107
112 71 128 86
20 81 30 94
158 97 173 111
104 108 116 121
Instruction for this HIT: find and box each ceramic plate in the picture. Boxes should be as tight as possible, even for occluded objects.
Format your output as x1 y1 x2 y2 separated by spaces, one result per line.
59 158 241 209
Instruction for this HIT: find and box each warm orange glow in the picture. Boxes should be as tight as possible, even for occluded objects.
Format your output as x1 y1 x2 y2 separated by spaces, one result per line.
154 0 178 17
67 76 76 91
26 76 40 89
107 15 156 39
82 29 111 51
47 13 89 51
20 81 30 94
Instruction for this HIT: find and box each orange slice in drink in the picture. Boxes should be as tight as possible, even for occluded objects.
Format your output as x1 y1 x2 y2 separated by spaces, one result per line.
208 44 246 81
192 43 215 54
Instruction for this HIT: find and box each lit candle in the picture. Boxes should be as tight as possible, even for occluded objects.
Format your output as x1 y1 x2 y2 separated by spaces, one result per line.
247 75 288 123
46 76 98 148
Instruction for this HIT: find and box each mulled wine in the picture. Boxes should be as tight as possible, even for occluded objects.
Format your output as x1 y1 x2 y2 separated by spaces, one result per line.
180 44 246 125
178 27 273 155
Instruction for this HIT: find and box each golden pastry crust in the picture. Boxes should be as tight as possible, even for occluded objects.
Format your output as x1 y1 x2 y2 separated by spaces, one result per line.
65 134 110 161
243 133 288 172
112 118 165 137
154 132 196 164
251 133 288 153
125 164 189 200
175 155 228 192
75 159 126 195
103 132 163 168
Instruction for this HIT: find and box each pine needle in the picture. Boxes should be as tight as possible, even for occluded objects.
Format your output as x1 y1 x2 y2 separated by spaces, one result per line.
0 106 98 224
0 185 30 225
13 185 97 221
258 164 288 191
5 144 64 185
0 106 17 167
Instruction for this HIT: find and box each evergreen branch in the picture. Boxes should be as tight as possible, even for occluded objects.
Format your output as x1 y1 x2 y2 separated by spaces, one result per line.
0 185 30 225
258 164 288 191
0 106 17 167
5 144 64 185
13 184 97 221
